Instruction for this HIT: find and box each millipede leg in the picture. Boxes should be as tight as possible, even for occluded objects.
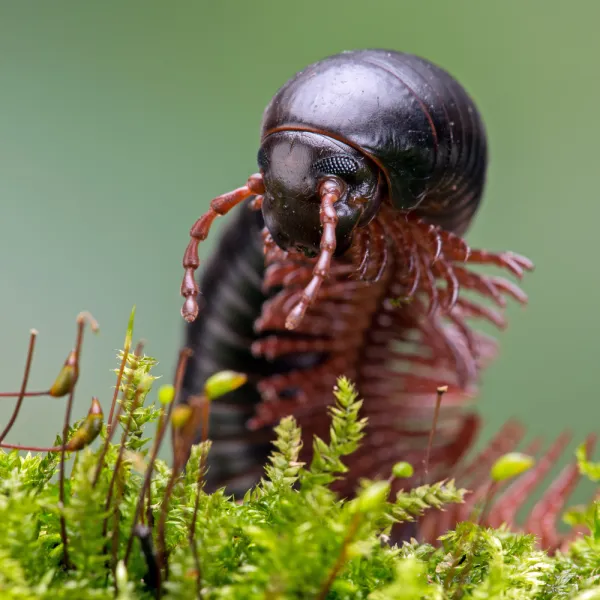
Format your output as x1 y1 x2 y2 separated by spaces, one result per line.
387 213 532 323
263 262 355 293
451 265 509 308
251 329 364 361
464 249 534 279
438 228 471 261
525 434 597 550
349 227 369 277
263 227 290 262
484 432 571 531
455 296 507 329
180 173 265 322
249 195 263 211
263 263 310 291
432 257 459 311
366 218 389 282
285 179 342 330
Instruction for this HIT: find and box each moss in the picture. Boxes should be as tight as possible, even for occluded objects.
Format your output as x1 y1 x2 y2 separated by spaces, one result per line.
0 311 598 599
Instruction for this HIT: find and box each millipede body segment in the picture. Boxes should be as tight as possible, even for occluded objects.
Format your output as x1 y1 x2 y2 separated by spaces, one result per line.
179 49 543 542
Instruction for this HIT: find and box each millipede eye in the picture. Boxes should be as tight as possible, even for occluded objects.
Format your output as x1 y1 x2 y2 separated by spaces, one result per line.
313 155 360 177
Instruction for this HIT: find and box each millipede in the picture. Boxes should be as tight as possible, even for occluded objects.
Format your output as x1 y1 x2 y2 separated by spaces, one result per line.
177 49 586 548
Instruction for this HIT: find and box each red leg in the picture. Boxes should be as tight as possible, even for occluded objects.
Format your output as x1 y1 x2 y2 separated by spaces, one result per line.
455 296 508 330
488 276 529 304
387 217 420 303
451 265 508 308
418 308 477 389
438 228 471 262
466 249 534 279
453 420 525 483
409 217 442 263
251 356 348 426
180 173 265 322
251 329 364 360
432 257 459 311
263 260 355 293
419 251 440 316
446 304 477 359
525 434 597 550
250 195 263 211
485 432 572 530
365 218 389 282
351 217 390 283
285 179 343 330
403 243 421 300
263 262 312 291
263 228 290 263
388 212 533 344
349 227 369 277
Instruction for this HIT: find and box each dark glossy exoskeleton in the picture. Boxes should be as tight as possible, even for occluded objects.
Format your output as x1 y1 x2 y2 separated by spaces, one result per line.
181 50 493 329
259 49 486 242
178 49 561 545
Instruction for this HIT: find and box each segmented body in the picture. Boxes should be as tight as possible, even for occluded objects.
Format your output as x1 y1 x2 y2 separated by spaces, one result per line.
178 50 592 550
181 191 525 495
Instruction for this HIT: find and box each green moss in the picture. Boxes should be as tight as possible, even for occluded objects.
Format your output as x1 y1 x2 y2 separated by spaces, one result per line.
0 315 598 599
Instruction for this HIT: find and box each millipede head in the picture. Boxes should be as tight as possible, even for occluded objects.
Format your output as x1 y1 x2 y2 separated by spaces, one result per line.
258 131 385 259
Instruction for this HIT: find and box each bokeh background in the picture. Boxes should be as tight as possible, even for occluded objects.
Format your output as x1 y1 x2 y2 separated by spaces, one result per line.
1 1 598 505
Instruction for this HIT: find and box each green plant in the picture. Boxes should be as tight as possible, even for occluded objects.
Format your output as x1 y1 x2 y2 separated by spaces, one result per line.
0 311 598 599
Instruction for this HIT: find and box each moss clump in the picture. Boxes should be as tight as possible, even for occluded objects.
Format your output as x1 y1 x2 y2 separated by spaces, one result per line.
0 313 598 599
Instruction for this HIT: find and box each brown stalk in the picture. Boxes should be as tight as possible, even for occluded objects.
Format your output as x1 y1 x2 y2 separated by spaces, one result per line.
2 397 103 453
145 484 154 529
1 443 58 452
102 386 144 561
0 391 48 397
442 525 476 591
156 467 180 580
58 311 99 570
189 448 207 599
316 512 361 600
158 358 205 596
166 395 209 599
0 330 38 443
477 480 499 527
187 397 211 598
123 347 192 568
422 385 447 484
189 397 211 540
107 336 132 436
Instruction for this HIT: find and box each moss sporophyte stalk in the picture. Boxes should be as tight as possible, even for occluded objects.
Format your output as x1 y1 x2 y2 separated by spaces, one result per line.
0 309 597 599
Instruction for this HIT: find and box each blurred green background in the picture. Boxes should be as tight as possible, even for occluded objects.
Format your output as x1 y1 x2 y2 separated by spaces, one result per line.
0 1 598 502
